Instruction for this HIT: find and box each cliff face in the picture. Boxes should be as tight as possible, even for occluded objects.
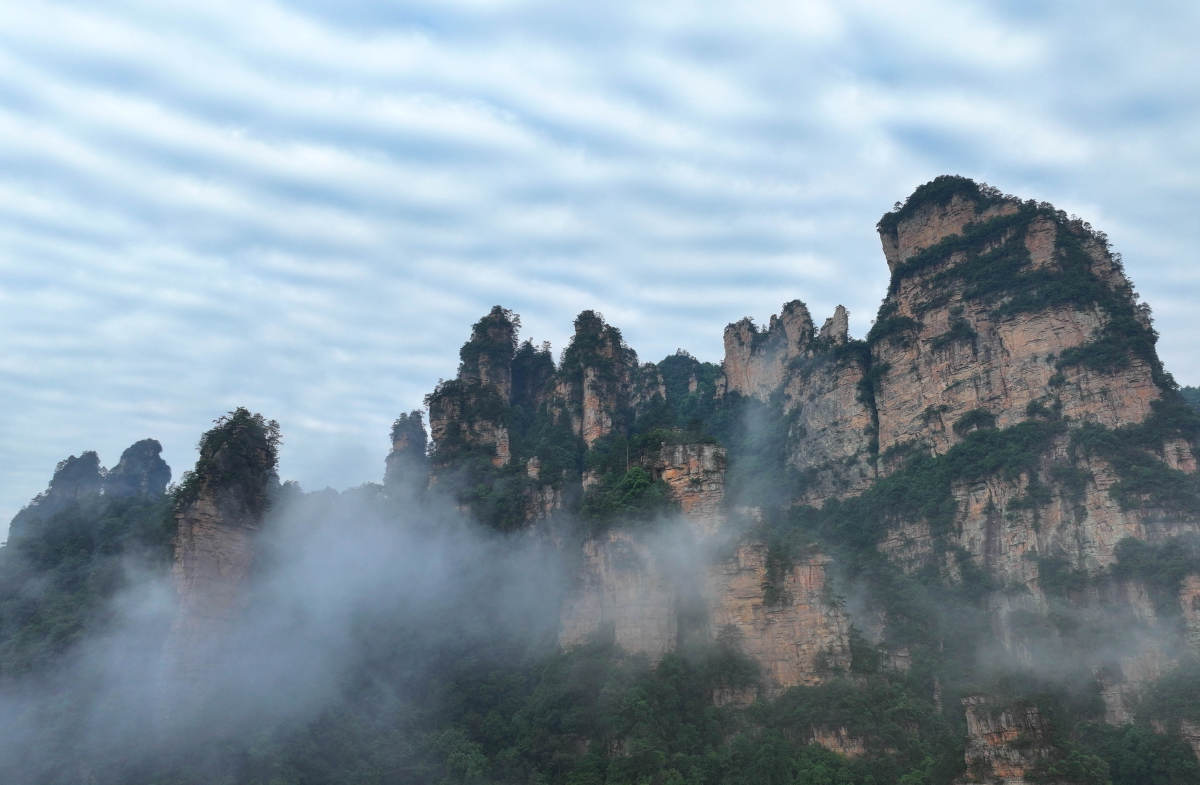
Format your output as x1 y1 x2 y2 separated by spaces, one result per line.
722 300 815 400
558 442 851 693
558 528 683 660
706 543 850 692
646 443 726 534
169 493 259 679
962 695 1054 784
558 444 722 662
167 409 279 683
870 190 1158 463
420 175 1200 770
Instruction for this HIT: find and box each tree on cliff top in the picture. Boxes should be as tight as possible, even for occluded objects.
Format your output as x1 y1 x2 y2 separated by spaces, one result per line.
175 407 281 520
559 310 637 386
384 410 429 496
876 174 1009 234
458 305 520 381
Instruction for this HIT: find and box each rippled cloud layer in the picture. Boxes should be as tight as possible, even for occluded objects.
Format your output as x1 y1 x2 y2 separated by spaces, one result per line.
3 0 1198 529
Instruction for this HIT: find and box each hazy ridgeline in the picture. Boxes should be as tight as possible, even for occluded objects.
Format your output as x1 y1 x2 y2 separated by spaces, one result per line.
0 439 577 783
2 404 1198 785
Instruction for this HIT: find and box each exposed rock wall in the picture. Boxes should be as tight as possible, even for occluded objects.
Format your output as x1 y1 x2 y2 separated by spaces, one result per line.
878 193 1018 272
1182 574 1200 654
871 197 1159 461
706 543 850 693
560 535 852 694
722 300 814 401
558 529 682 660
962 695 1053 784
1181 720 1200 766
809 727 866 758
165 409 277 689
782 346 876 504
168 493 258 682
645 443 726 535
427 382 512 468
560 441 851 693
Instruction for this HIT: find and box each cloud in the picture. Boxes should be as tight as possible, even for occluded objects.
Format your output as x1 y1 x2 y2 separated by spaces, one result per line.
3 0 1200 532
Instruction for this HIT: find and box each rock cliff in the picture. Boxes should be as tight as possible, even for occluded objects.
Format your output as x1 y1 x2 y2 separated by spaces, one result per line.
167 409 279 683
962 695 1054 784
419 175 1200 770
706 543 850 692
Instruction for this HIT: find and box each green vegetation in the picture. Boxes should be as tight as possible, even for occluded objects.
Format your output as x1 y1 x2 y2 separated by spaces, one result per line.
1141 660 1200 726
0 494 173 678
657 350 722 431
1036 555 1090 598
1069 400 1200 514
1111 535 1200 615
1074 723 1200 785
580 465 674 529
1179 385 1200 413
929 316 977 352
174 407 281 518
866 302 921 345
233 635 973 785
457 305 519 380
952 408 996 436
876 175 1008 236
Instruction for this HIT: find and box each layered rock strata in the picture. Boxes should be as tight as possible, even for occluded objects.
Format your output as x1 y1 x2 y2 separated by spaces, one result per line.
962 695 1053 784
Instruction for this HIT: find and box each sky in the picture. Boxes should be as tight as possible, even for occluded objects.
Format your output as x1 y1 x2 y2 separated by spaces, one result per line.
2 0 1199 534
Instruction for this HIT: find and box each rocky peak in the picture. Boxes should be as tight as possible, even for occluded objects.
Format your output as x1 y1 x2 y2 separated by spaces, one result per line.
511 339 556 409
867 176 1167 463
457 305 519 401
175 408 280 523
48 451 105 500
559 310 639 448
8 451 106 539
427 307 524 469
876 175 1020 271
722 299 815 400
818 304 849 345
384 411 428 495
105 438 171 498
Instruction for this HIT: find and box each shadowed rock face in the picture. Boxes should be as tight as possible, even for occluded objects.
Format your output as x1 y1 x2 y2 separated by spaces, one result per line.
8 452 105 540
9 441 170 540
105 439 171 498
384 411 429 499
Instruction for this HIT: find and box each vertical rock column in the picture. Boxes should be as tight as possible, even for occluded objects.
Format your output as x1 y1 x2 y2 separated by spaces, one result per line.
164 409 279 691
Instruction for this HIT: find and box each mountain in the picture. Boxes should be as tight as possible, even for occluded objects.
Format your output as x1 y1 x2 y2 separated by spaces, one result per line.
4 176 1200 785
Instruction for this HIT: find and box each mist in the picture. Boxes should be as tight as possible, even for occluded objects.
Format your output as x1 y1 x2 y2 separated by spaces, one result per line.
0 475 572 783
